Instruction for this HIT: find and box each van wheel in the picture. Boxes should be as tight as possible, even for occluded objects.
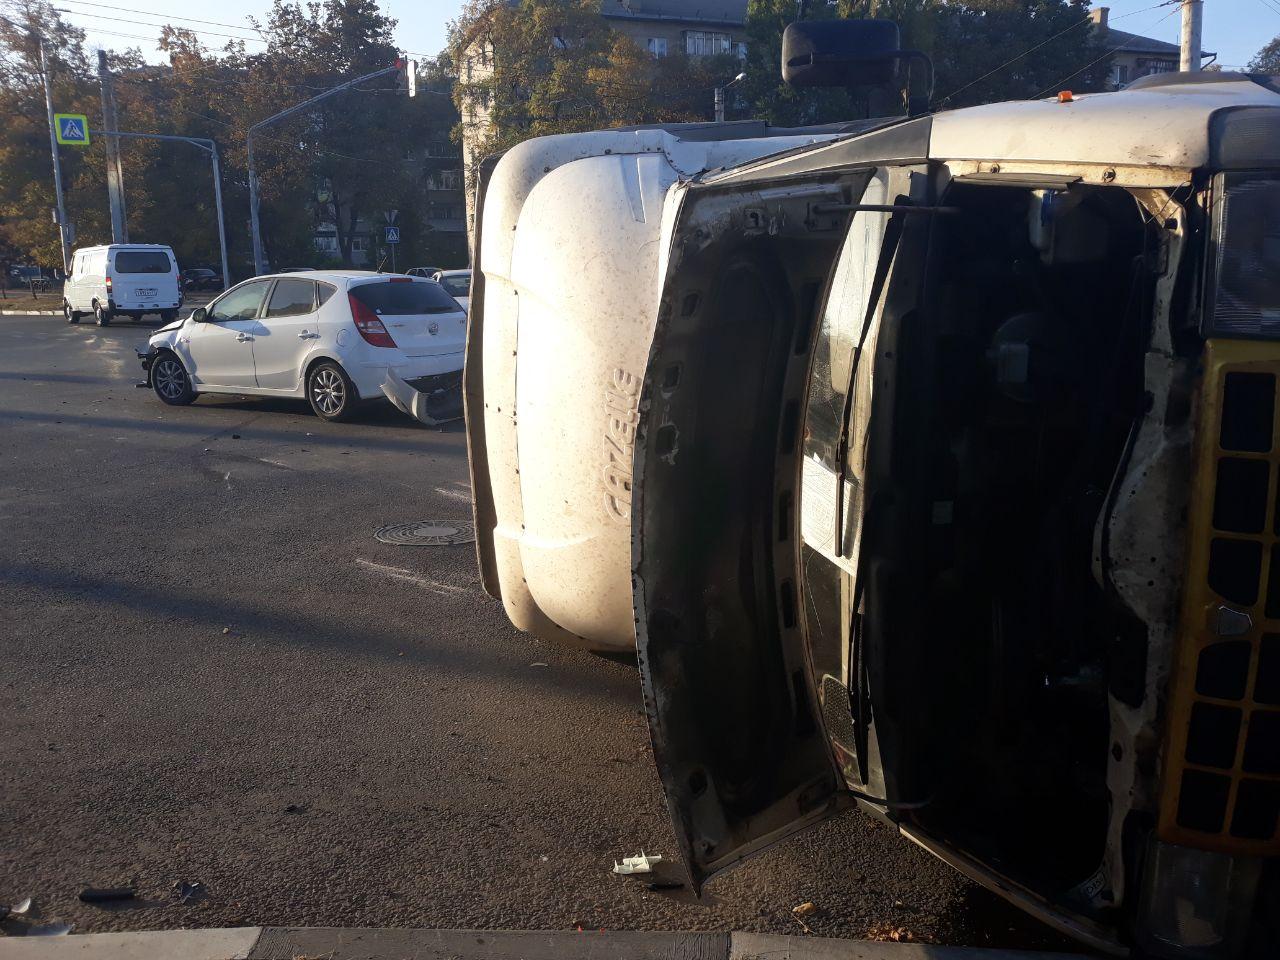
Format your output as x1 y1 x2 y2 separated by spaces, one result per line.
64 301 81 324
94 302 112 326
307 361 356 422
151 351 196 405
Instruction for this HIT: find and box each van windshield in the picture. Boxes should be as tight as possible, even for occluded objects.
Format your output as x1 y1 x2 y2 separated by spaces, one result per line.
114 251 172 274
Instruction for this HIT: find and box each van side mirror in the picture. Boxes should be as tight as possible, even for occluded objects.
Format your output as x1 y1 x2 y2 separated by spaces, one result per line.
781 20 933 116
192 307 208 323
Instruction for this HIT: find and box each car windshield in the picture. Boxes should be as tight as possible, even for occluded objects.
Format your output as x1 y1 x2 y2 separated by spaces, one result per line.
349 280 458 315
115 251 171 274
440 275 470 298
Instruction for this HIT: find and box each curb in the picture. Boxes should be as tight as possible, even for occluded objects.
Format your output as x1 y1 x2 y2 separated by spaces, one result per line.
0 310 61 316
0 927 1091 959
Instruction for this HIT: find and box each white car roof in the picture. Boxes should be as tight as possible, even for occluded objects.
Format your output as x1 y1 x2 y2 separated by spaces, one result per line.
437 269 471 278
255 270 420 285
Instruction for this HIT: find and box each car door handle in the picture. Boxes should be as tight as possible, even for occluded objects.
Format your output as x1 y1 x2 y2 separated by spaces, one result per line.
236 333 253 342
297 331 319 339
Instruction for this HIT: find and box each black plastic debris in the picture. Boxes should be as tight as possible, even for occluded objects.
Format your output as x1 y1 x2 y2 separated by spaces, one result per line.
78 887 135 904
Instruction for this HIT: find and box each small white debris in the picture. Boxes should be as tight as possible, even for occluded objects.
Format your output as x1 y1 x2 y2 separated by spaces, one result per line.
612 851 663 875
530 662 548 668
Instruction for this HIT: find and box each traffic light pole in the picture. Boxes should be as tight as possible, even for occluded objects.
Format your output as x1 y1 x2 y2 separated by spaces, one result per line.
39 37 71 273
92 130 231 291
247 62 402 276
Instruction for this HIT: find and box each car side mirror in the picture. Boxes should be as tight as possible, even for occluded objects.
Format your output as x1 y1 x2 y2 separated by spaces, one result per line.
192 307 208 323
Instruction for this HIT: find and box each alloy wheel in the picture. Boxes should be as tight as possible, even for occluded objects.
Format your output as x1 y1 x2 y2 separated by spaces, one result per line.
154 357 187 401
311 368 345 416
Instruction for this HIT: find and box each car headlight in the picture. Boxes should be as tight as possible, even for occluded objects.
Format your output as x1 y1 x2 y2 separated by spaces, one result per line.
1206 173 1280 339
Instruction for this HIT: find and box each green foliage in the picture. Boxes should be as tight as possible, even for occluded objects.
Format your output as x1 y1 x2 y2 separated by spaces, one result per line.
742 0 1108 126
0 0 460 275
449 0 740 163
1250 36 1280 75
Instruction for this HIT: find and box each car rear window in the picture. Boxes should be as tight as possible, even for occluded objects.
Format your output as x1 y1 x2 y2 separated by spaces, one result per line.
114 251 172 274
349 280 457 315
440 275 470 298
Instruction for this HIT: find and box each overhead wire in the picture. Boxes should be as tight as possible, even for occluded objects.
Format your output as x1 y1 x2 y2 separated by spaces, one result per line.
55 0 266 35
49 0 439 59
1031 1 1183 99
941 0 1182 105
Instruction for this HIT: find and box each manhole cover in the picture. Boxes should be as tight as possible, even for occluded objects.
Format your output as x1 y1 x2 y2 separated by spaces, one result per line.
374 520 475 546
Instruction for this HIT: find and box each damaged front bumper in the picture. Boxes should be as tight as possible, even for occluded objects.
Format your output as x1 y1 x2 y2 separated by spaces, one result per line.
381 367 463 427
135 344 157 388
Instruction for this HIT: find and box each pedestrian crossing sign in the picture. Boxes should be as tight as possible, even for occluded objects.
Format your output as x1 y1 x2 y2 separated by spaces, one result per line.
55 114 90 146
384 226 400 244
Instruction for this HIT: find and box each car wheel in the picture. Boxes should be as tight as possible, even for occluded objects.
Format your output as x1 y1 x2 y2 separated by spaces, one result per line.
160 310 177 323
307 361 356 422
94 302 112 326
64 301 80 324
151 351 196 406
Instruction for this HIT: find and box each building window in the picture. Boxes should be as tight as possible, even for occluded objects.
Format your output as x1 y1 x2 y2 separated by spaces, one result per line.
428 169 463 191
352 236 368 253
685 30 731 56
733 41 747 60
1114 64 1130 85
647 37 667 57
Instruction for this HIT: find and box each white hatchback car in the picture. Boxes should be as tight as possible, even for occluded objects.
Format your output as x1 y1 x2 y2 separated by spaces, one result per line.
139 270 465 423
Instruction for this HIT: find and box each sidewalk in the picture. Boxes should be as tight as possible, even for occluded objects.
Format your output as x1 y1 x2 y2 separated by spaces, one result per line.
0 927 1092 959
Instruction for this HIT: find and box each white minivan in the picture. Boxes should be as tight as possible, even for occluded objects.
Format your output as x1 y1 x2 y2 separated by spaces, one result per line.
63 244 182 326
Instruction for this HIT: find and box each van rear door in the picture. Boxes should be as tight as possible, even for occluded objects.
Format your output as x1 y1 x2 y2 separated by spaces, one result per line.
111 248 179 309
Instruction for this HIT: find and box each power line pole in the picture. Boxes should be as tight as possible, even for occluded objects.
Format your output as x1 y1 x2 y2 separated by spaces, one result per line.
97 50 128 243
1180 0 1203 72
92 130 231 292
38 37 71 273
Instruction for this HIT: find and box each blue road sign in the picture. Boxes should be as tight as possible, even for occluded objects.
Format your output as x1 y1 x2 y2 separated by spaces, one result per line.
384 226 400 244
54 114 90 146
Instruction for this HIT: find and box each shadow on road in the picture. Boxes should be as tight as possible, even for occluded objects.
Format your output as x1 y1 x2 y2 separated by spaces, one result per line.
1 561 624 703
0 407 467 456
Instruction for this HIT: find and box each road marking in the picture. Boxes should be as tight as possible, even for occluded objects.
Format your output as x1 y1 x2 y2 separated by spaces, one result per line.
354 558 469 596
433 484 472 503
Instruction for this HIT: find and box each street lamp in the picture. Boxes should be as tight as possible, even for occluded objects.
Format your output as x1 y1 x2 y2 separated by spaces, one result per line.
714 71 747 123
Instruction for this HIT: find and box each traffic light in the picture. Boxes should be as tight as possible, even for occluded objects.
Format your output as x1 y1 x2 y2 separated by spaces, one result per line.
396 56 417 98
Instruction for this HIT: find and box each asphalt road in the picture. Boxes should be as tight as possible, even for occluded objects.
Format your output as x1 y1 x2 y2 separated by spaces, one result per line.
0 313 1077 950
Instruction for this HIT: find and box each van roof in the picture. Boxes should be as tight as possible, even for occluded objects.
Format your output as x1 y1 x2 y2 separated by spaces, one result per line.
72 244 175 252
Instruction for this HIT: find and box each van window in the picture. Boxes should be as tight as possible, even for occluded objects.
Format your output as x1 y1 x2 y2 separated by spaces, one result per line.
349 280 458 315
114 250 172 274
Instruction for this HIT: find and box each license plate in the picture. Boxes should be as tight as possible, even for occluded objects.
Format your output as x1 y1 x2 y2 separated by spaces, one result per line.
135 287 157 298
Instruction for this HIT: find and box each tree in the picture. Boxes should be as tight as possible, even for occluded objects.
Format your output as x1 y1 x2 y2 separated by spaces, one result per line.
1249 36 1280 75
449 0 739 165
0 0 107 269
740 0 1108 126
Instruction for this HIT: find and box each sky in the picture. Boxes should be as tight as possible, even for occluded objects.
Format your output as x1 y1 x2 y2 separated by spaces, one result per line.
55 0 1263 72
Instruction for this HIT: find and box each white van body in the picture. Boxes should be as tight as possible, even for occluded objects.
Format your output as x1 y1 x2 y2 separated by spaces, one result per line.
64 244 181 325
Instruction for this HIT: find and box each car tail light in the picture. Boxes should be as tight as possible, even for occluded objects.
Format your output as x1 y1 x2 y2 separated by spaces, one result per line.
348 293 398 348
389 277 412 283
105 276 112 292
